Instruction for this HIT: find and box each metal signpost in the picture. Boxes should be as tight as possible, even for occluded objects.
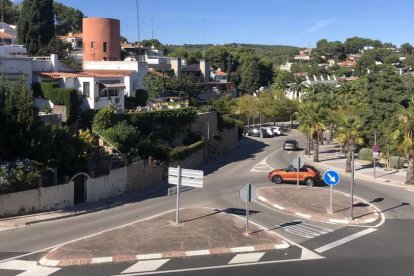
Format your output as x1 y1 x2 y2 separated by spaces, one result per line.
239 183 256 235
372 136 380 179
168 166 203 225
350 144 357 220
323 170 340 214
292 156 305 189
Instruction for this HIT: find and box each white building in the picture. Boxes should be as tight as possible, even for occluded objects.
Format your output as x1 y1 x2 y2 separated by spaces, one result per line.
210 69 227 82
279 62 293 72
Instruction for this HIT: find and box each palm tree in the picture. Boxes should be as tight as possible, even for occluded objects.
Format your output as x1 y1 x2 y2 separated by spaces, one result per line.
335 112 365 172
297 103 327 162
289 77 305 100
391 98 414 184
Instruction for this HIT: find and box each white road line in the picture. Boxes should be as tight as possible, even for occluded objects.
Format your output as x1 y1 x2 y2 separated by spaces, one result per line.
405 189 414 192
231 246 256 253
0 260 60 276
295 212 312 219
228 253 265 264
315 228 377 253
273 204 285 210
121 259 170 274
257 196 267 202
185 250 210 257
0 209 176 264
91 257 113 264
136 253 162 260
329 219 350 224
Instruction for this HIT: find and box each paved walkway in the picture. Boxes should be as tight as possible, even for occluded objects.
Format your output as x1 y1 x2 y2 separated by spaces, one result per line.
39 208 288 267
303 141 410 187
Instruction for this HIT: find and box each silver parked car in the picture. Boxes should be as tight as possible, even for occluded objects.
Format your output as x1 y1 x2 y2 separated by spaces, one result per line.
283 139 299 150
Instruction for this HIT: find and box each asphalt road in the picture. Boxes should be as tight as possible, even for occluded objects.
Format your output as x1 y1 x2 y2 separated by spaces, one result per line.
1 129 413 276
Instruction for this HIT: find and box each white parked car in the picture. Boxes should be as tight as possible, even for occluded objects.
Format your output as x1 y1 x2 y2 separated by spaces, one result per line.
270 126 282 136
260 127 275 137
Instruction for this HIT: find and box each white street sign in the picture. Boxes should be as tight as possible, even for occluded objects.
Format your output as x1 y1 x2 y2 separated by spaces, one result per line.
168 167 203 188
373 152 379 158
292 157 305 169
239 183 256 203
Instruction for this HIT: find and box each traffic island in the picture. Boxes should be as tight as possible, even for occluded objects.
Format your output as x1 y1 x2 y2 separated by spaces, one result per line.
40 208 289 267
256 185 381 225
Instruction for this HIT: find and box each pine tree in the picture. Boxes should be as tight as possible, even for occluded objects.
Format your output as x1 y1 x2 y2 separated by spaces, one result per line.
17 0 55 55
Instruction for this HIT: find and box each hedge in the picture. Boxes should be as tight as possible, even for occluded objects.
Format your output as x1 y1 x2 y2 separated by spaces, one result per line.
390 156 405 169
358 148 373 161
169 140 205 160
217 113 244 131
33 82 78 124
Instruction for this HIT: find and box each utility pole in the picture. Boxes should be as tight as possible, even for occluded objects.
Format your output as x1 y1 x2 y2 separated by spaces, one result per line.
350 143 356 220
373 131 377 178
136 0 141 44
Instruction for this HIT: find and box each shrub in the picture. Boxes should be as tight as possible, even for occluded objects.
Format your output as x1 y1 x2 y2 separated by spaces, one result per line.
34 82 78 124
100 121 140 153
169 140 205 160
0 159 43 194
358 148 373 161
93 106 117 131
183 132 202 146
218 113 244 131
390 156 405 169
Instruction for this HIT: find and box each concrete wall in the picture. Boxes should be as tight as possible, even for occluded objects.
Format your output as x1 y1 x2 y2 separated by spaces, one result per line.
127 160 165 192
86 166 127 203
170 149 204 169
191 111 218 140
0 183 73 217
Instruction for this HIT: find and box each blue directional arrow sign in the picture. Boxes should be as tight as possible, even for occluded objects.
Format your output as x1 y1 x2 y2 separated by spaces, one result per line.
323 170 340 186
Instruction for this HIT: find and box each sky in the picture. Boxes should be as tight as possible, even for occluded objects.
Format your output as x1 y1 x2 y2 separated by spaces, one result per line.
56 0 414 47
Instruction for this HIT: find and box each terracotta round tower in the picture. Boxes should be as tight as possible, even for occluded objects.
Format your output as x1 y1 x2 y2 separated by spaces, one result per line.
82 18 120 62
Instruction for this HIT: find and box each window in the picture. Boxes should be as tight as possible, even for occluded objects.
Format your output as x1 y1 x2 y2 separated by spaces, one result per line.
103 42 107 52
83 82 90 97
91 42 95 48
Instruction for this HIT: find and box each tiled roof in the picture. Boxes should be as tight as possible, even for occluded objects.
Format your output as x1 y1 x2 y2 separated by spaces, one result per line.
36 70 135 79
58 33 83 39
0 31 15 39
213 70 227 76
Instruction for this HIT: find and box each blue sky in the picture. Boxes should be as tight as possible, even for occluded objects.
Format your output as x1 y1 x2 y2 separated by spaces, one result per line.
56 0 414 47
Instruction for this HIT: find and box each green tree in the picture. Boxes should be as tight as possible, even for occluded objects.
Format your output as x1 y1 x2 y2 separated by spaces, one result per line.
0 0 20 24
335 112 365 172
17 0 55 55
235 95 260 127
92 106 117 131
391 98 414 184
53 2 84 35
239 57 262 94
289 77 305 99
400 43 414 56
297 103 327 162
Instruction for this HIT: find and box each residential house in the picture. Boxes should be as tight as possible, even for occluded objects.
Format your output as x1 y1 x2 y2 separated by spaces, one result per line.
58 32 83 51
294 48 312 61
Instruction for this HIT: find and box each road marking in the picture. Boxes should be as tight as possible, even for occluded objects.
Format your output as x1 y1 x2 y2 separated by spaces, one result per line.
315 228 377 253
0 260 60 276
273 204 285 210
185 250 210 257
231 246 256 253
329 219 350 224
0 209 176 264
364 218 377 223
136 253 163 260
278 221 334 239
275 241 290 249
228 252 265 264
405 189 414 192
250 148 283 172
287 151 293 155
121 259 170 274
91 257 113 264
257 196 267 202
295 212 312 219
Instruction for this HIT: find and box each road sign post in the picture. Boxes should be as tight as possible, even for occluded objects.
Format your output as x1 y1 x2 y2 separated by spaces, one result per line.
239 183 256 235
168 166 204 225
372 133 379 179
292 157 304 189
323 170 340 214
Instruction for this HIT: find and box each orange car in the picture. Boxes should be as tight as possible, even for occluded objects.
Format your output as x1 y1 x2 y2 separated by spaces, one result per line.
268 165 321 186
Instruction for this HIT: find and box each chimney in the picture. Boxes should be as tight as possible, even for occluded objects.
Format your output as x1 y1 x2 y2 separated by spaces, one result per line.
200 59 209 82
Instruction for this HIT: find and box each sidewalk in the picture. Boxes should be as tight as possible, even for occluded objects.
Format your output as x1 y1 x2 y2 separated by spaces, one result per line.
303 142 410 188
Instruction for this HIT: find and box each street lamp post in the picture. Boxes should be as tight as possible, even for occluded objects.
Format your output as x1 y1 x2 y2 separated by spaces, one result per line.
350 143 357 220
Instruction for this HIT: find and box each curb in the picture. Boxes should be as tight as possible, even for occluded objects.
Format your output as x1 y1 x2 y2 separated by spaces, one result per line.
39 241 291 267
255 192 380 225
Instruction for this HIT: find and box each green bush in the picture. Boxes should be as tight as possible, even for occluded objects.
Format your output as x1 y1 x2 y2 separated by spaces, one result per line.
100 121 140 153
358 148 373 161
93 106 117 131
217 113 244 131
183 132 202 146
35 82 78 124
169 140 205 160
390 156 405 169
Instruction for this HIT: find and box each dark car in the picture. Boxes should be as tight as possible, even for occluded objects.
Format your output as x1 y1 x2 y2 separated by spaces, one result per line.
243 127 270 137
283 139 299 150
268 165 321 186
